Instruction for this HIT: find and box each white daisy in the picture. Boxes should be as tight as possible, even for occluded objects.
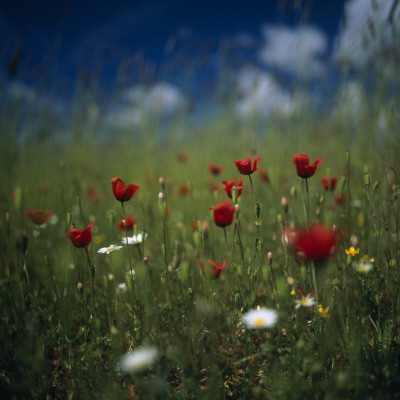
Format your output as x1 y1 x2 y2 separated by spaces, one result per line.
119 346 159 374
295 293 315 310
353 261 373 274
98 244 123 254
242 307 278 329
122 233 148 245
117 283 128 293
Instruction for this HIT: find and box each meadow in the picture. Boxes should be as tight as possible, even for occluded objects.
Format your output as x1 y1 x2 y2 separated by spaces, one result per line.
1 71 400 400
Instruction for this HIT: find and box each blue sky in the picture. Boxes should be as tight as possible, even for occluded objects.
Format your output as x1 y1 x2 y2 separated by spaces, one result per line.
0 0 347 85
2 0 399 128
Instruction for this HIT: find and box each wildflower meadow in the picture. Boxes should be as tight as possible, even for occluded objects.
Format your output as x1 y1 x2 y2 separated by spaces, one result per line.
1 2 400 398
1 98 400 399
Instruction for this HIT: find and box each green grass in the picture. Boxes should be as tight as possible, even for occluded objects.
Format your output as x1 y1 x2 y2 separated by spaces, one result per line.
1 93 400 399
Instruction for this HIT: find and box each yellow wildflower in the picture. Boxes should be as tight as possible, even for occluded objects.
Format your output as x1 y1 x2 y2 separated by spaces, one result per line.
291 289 296 296
318 304 329 319
345 246 359 257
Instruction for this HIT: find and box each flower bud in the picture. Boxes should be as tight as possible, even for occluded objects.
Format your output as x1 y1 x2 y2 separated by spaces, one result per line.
281 197 288 214
15 229 28 253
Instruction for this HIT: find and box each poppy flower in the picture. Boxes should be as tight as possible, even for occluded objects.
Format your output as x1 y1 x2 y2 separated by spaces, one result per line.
198 259 226 279
116 216 136 231
111 177 139 203
222 178 243 199
233 157 263 175
292 154 324 179
291 223 339 264
208 182 221 194
321 176 337 191
87 186 101 203
334 193 347 204
259 171 270 183
209 201 235 228
177 183 190 196
64 222 95 248
176 153 187 163
25 209 53 225
208 163 224 176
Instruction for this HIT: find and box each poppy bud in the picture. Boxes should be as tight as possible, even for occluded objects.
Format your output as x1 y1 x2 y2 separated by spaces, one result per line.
16 229 28 253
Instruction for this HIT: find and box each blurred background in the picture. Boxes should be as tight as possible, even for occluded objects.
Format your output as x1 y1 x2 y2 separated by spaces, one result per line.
0 0 399 141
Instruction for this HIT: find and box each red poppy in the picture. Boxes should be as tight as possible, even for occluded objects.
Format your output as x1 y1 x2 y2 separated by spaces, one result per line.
222 178 243 199
209 201 235 227
334 193 347 204
177 183 190 196
111 177 139 203
64 222 95 248
198 259 226 279
116 216 136 231
87 186 101 203
259 171 270 183
233 157 263 175
291 223 339 264
208 182 221 194
176 153 187 163
208 163 224 176
25 209 53 225
292 154 324 179
321 176 337 191
36 185 49 194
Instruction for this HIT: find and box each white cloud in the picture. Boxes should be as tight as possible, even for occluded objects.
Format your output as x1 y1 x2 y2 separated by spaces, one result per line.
334 0 400 70
234 66 306 118
258 24 328 78
108 82 187 128
333 81 367 122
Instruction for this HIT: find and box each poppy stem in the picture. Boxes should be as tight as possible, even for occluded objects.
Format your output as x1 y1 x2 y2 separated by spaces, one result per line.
84 246 95 333
304 178 310 228
223 227 228 257
121 203 138 307
311 262 318 306
249 175 255 220
121 202 135 278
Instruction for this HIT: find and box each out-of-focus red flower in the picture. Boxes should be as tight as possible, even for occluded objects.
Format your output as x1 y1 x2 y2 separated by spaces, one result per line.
233 157 263 175
64 222 95 248
321 176 337 191
87 186 101 203
36 185 49 194
209 201 235 227
116 216 136 231
291 223 339 264
208 163 224 176
222 178 243 199
111 177 139 203
259 171 270 183
208 182 221 194
189 220 198 231
177 183 190 196
334 193 347 204
292 154 324 179
198 259 226 279
25 209 53 225
176 153 187 163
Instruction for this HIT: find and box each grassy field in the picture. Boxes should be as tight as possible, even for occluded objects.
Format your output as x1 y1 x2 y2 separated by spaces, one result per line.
1 79 400 400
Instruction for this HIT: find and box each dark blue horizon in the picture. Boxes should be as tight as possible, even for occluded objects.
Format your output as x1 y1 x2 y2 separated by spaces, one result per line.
1 0 347 91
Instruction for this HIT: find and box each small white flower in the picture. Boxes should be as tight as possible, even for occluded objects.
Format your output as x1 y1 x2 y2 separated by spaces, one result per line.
295 293 315 310
120 346 159 373
117 283 128 293
242 307 278 329
122 233 148 245
353 261 373 274
125 270 136 279
98 244 123 254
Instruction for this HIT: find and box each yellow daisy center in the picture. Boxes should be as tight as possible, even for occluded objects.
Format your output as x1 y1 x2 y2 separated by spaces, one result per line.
254 318 266 328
